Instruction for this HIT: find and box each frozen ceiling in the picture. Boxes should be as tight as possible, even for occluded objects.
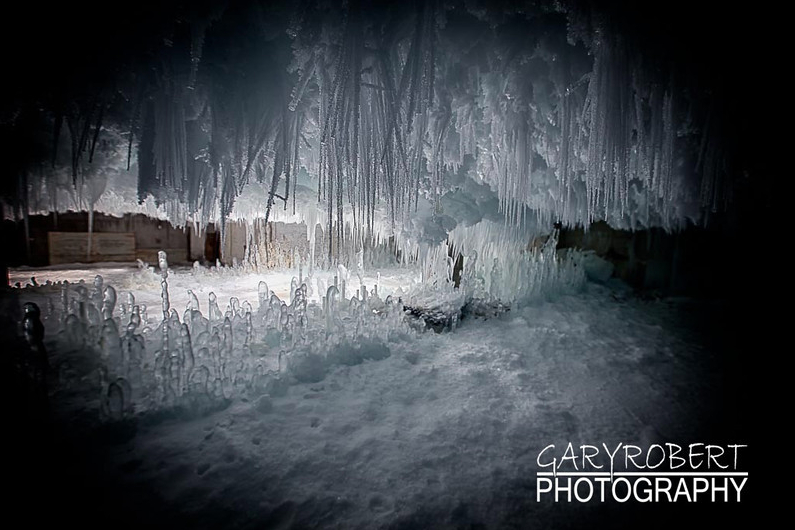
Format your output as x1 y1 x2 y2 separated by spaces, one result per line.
0 0 769 258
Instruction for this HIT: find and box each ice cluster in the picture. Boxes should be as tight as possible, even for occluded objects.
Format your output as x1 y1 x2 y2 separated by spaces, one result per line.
5 0 734 272
38 258 415 422
15 241 584 422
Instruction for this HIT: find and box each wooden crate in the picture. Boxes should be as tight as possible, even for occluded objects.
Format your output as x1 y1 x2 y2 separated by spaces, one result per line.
48 232 136 265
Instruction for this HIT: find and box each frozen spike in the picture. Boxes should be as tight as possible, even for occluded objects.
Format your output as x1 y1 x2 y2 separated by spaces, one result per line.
187 290 200 312
258 281 270 310
208 292 223 322
103 378 130 422
158 251 169 274
102 285 117 320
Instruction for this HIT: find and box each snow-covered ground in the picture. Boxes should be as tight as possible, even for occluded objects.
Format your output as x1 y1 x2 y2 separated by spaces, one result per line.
9 263 423 311
3 265 750 529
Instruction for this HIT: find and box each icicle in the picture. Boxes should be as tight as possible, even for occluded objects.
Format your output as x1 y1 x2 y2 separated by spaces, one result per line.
88 104 104 164
159 251 170 320
86 207 94 262
258 281 270 311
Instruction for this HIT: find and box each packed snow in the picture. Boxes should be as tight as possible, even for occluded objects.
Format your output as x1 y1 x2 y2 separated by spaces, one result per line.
3 256 746 528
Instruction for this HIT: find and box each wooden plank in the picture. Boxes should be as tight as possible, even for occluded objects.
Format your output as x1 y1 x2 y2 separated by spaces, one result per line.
48 232 136 265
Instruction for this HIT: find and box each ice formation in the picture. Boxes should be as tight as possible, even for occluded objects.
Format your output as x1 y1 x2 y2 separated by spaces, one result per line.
0 4 761 526
9 241 583 423
43 257 417 417
2 0 740 279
